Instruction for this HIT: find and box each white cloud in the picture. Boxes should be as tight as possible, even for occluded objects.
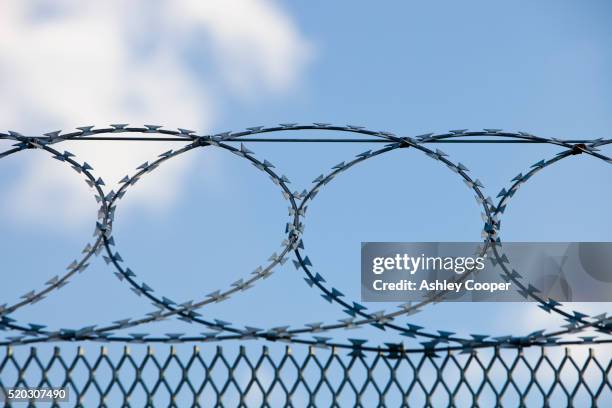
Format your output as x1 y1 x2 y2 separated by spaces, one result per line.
0 0 312 227
165 0 313 95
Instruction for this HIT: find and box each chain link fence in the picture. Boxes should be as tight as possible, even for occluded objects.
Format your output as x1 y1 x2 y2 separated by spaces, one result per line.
0 344 610 407
1 125 612 406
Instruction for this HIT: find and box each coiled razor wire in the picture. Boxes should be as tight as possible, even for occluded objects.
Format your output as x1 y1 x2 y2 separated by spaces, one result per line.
0 124 611 356
0 125 608 354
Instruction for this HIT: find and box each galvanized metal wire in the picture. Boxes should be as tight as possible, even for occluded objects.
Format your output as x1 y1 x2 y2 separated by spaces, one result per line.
0 345 610 407
0 124 611 356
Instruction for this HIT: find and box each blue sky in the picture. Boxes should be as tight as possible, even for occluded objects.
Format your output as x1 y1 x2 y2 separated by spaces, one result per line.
1 0 611 361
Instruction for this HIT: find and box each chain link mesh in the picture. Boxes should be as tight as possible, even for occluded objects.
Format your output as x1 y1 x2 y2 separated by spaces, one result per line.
1 345 610 407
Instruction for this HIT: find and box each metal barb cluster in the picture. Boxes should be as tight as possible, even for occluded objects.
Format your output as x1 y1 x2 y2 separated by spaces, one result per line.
0 124 611 356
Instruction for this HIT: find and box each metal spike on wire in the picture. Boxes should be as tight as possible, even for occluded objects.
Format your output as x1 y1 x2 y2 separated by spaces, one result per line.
0 124 610 355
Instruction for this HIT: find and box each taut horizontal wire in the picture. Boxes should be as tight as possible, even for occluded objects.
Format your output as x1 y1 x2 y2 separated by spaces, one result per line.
0 136 599 143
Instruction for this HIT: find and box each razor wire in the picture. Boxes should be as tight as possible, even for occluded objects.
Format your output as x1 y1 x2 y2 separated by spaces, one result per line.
0 124 608 350
0 124 611 356
0 126 608 354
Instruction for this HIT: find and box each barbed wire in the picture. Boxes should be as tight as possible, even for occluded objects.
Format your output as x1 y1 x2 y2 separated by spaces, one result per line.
0 124 610 356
